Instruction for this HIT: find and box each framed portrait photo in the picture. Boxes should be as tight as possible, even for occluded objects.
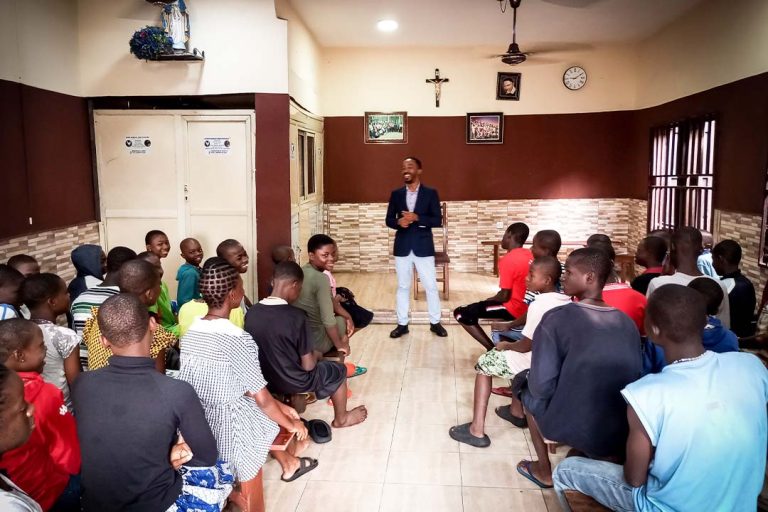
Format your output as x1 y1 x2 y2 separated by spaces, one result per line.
496 72 521 101
364 112 408 144
466 112 504 144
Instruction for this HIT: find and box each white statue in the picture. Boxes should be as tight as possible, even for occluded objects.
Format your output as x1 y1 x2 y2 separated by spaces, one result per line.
160 1 190 52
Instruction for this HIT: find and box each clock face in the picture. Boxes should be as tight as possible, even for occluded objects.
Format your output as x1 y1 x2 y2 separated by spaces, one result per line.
563 66 587 90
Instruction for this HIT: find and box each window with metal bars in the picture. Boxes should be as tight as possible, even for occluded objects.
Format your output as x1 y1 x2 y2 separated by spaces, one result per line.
648 116 716 233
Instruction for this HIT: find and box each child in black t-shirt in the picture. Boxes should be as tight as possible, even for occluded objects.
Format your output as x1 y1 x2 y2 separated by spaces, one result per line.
631 235 667 295
245 262 367 429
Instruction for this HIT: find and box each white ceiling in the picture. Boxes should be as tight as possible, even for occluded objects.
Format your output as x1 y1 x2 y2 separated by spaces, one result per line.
287 0 705 49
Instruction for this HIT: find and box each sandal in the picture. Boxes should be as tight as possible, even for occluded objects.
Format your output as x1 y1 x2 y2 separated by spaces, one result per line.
495 406 528 428
448 423 490 448
491 386 514 398
345 362 367 378
281 456 319 482
516 460 553 489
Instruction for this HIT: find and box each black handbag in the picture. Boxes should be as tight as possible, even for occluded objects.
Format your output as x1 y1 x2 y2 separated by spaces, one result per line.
336 287 374 329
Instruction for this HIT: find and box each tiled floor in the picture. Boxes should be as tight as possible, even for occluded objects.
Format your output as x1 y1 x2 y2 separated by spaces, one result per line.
261 324 568 511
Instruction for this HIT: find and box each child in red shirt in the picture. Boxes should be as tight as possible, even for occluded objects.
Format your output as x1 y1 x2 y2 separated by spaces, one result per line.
454 223 533 350
0 319 81 511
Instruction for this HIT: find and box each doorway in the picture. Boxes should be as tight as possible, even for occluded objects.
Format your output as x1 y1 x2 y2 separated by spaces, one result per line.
93 110 256 298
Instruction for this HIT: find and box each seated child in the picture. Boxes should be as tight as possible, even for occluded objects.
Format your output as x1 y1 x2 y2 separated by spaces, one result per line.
712 239 756 337
67 244 106 303
449 256 567 447
179 259 315 487
144 230 180 337
217 239 252 307
82 259 176 371
553 285 768 511
631 235 666 295
70 246 136 336
74 294 233 511
7 254 40 277
515 248 643 488
592 243 647 334
21 273 80 411
0 265 24 320
176 237 204 307
294 235 351 358
0 363 41 512
0 319 81 511
688 278 739 353
177 257 245 337
325 241 373 332
454 223 532 350
647 227 730 327
491 229 563 346
245 261 368 428
697 229 718 277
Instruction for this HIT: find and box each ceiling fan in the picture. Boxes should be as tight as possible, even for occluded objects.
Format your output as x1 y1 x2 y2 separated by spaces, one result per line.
493 0 529 65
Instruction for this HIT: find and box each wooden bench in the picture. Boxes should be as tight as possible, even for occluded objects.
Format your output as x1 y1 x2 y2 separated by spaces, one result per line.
563 490 611 511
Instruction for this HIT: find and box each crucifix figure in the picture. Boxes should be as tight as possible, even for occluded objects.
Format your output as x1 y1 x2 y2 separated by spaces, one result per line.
425 68 450 108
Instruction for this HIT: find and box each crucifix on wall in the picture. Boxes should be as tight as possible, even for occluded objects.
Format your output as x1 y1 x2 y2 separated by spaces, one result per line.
425 68 450 108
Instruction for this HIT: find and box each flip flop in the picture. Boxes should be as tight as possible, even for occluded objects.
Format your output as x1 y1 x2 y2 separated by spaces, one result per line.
345 362 367 378
281 456 319 482
495 406 528 428
491 386 514 398
516 460 553 489
307 419 332 444
448 423 490 448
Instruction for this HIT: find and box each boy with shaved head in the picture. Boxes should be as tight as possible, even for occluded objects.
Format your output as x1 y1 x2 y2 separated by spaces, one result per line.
553 285 768 511
514 248 642 488
74 293 233 511
176 237 203 307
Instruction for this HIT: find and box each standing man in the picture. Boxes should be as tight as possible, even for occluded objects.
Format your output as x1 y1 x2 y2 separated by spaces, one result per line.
386 157 448 338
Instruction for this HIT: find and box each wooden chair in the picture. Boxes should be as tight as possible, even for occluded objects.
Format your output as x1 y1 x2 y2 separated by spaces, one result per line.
414 202 450 300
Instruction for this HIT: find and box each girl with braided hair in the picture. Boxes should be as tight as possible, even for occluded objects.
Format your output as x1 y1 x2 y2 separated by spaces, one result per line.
0 363 41 511
178 258 316 509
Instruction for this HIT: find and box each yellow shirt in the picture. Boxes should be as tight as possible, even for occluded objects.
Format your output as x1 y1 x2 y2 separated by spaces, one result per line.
83 306 178 370
177 300 244 338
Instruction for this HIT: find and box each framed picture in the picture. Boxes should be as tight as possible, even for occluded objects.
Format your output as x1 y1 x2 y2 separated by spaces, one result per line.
466 112 504 144
364 112 408 144
496 72 521 101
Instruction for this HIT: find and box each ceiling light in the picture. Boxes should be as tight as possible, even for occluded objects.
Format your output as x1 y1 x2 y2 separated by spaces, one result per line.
377 19 398 32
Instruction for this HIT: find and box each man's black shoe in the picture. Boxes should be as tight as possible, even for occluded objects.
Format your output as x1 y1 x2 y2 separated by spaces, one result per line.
430 322 448 337
390 324 409 338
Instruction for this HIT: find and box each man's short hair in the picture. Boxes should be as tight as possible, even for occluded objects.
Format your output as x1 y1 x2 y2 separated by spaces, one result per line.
0 319 39 360
404 156 422 168
117 259 159 295
216 239 242 258
144 230 167 246
7 254 37 270
534 230 562 255
106 246 137 273
643 236 668 263
647 284 706 343
567 247 612 287
712 239 742 265
0 264 24 287
20 273 63 309
273 261 304 282
506 222 530 246
531 256 562 283
688 277 724 316
97 293 150 347
307 234 335 254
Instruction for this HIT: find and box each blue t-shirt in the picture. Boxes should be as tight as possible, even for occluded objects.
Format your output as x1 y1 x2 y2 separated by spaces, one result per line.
622 351 768 512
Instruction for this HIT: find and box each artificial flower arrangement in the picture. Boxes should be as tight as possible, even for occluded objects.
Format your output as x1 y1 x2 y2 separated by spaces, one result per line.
129 26 173 60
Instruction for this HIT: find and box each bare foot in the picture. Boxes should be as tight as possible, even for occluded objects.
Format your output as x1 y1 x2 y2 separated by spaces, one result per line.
292 437 309 457
280 456 301 480
331 405 368 428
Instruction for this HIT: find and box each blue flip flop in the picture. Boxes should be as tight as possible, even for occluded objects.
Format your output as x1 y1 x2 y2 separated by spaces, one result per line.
516 460 553 489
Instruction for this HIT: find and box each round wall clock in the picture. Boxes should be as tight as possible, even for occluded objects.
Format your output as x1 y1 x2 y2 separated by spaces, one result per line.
563 66 587 90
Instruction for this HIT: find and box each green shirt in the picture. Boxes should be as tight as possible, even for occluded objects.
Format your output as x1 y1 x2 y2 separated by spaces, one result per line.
149 281 180 337
293 264 336 347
